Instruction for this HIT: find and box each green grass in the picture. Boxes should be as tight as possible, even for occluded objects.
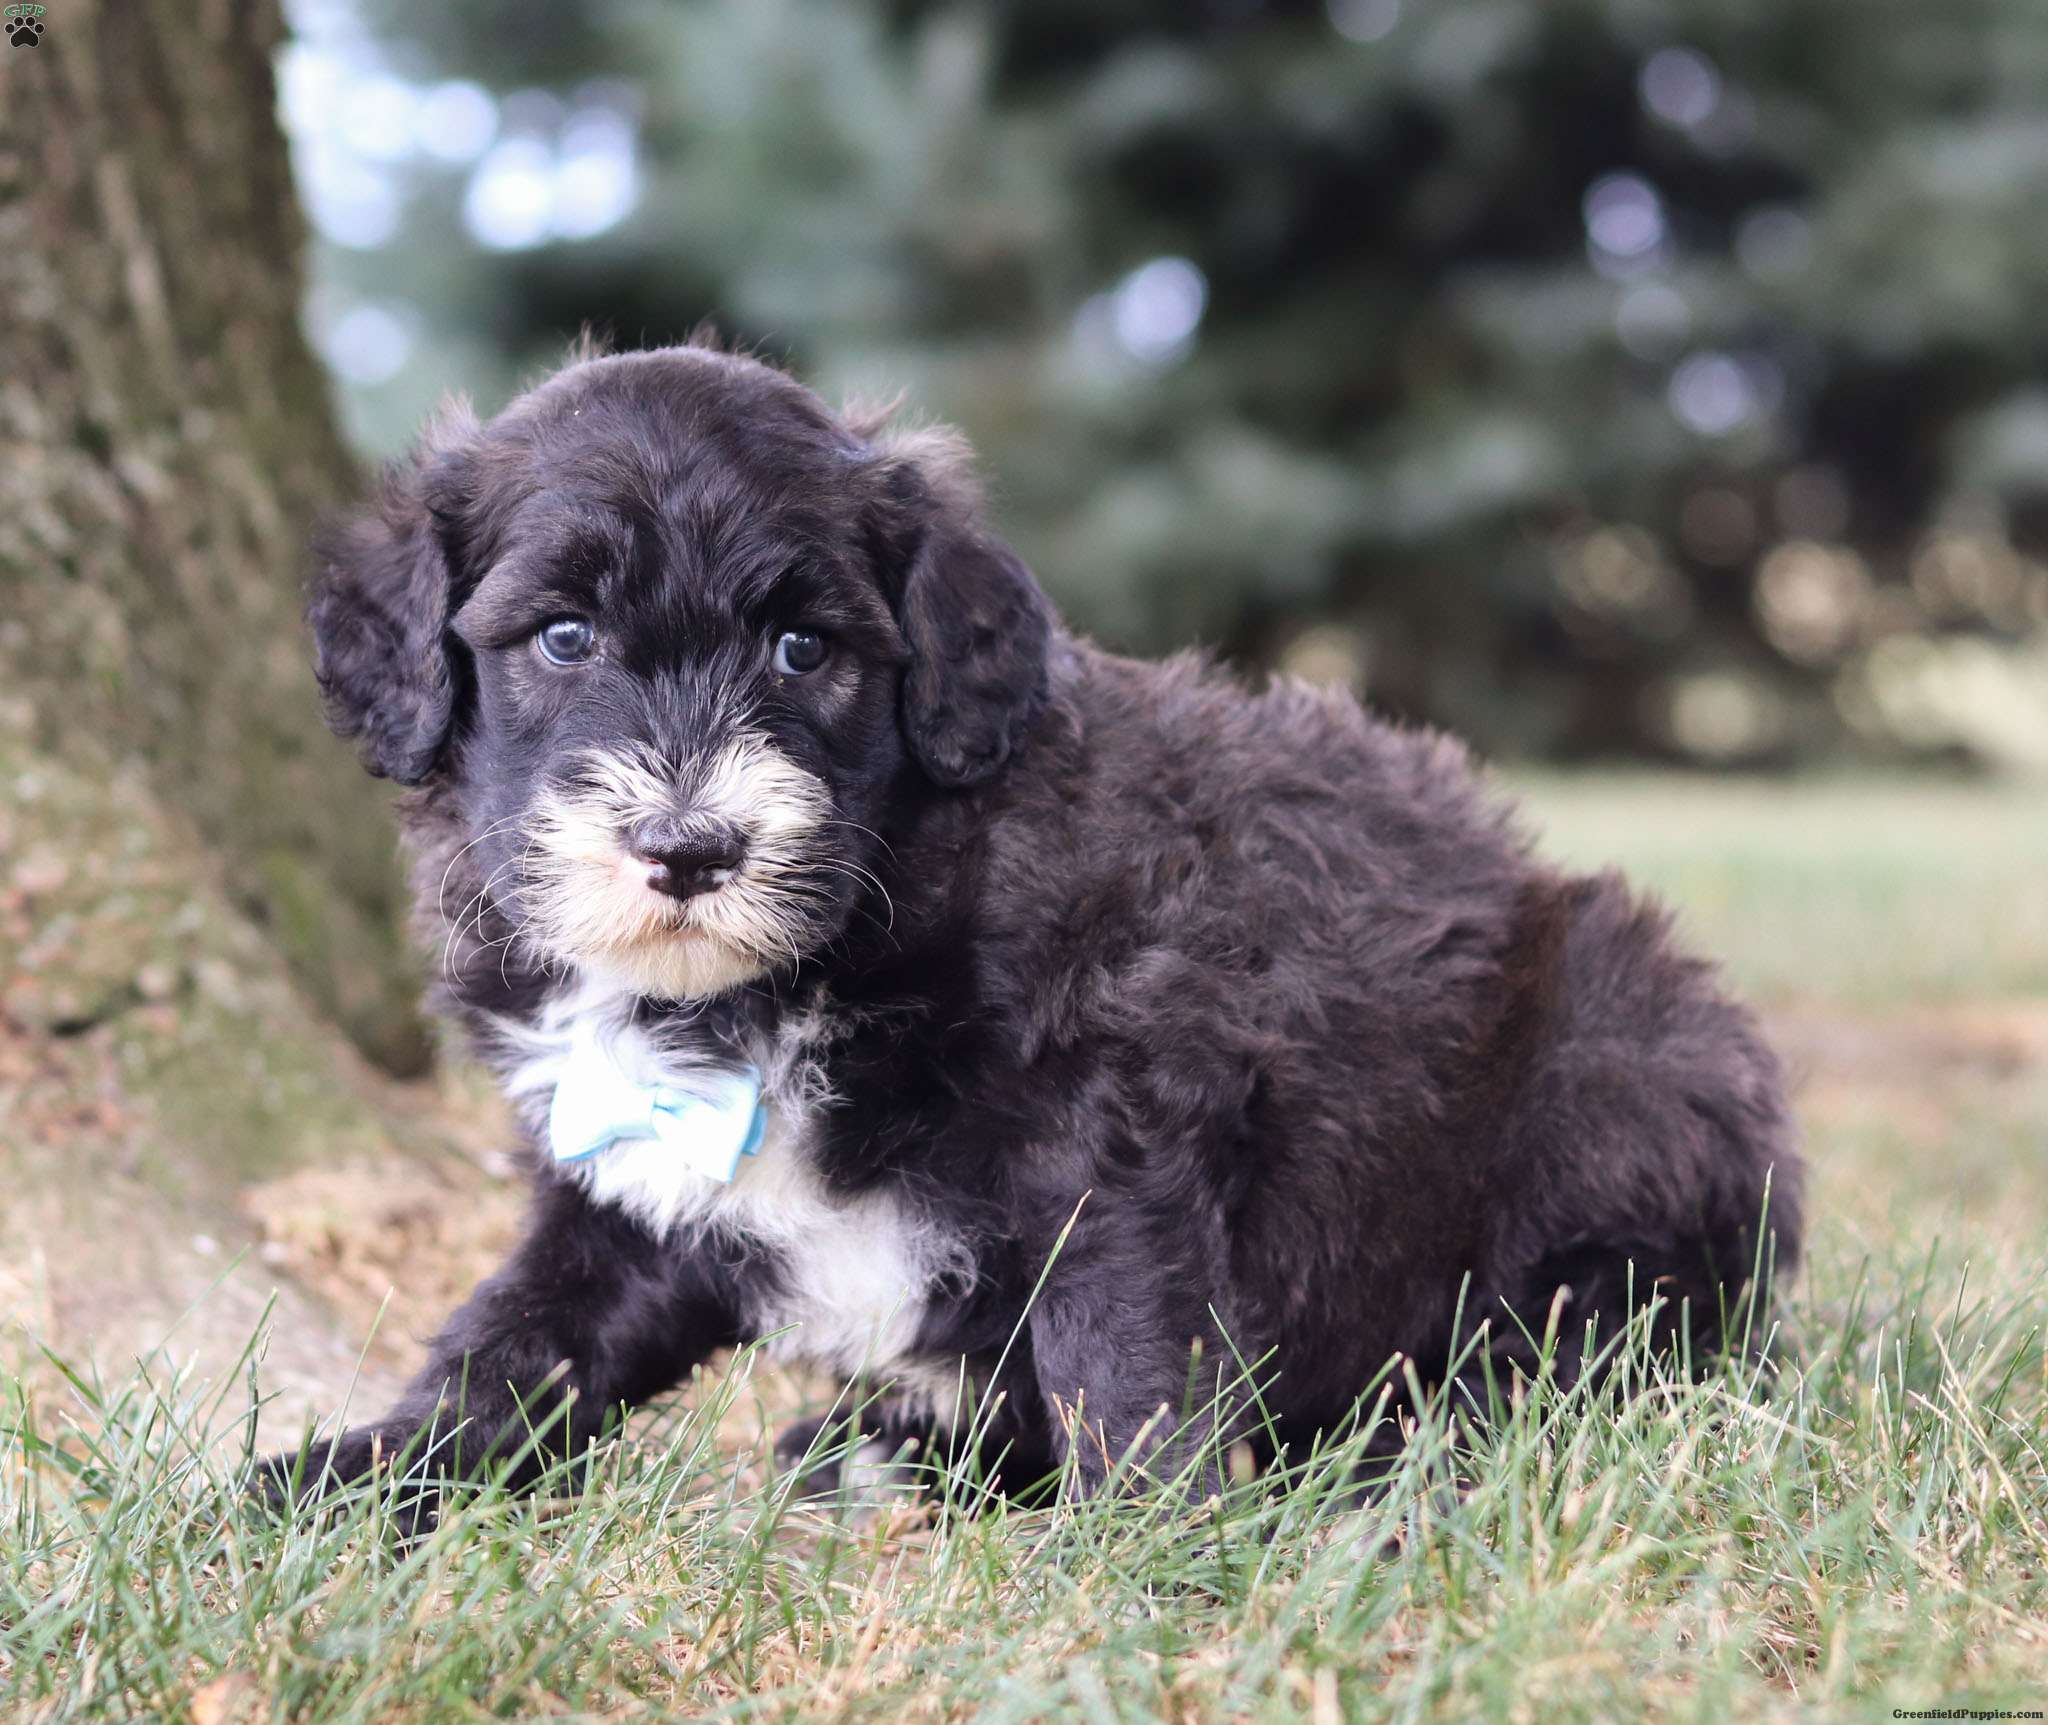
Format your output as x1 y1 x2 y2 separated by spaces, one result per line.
1512 770 2048 1006
5 772 2046 1722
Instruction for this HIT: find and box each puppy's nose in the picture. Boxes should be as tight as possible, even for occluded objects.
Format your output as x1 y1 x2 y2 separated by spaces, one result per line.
630 821 747 901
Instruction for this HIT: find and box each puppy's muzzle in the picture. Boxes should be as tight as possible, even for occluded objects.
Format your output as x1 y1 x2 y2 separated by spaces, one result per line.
630 817 747 902
517 735 834 999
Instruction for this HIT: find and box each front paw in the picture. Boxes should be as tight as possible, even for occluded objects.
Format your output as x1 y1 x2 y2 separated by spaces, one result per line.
252 1428 442 1533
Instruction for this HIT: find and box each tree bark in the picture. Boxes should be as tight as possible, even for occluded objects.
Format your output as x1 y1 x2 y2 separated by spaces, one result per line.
0 1 507 1419
0 0 423 1070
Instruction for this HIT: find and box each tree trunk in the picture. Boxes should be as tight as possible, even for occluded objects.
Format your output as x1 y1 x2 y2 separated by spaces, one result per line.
0 0 422 1069
0 1 507 1420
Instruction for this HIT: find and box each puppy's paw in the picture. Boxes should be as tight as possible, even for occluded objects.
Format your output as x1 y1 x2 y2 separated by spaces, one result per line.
772 1410 837 1477
256 1425 385 1494
774 1413 923 1518
251 1428 442 1536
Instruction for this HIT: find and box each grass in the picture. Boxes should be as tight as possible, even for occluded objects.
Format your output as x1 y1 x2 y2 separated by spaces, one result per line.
5 770 2046 1722
1514 768 2048 1005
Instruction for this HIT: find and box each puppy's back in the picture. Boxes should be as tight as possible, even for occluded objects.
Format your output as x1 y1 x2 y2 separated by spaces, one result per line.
986 640 1799 1397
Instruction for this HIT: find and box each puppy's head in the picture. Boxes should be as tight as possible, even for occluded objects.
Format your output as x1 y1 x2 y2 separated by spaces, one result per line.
309 344 1051 999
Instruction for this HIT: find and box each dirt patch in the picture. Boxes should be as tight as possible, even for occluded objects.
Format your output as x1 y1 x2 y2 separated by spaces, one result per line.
240 1152 522 1377
1765 997 2048 1245
1768 999 2048 1085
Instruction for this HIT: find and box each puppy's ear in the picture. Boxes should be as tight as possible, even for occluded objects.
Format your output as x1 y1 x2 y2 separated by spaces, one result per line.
867 426 1053 788
308 406 478 785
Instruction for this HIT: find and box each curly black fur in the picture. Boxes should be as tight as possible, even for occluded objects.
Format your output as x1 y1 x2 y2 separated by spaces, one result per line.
280 341 1801 1505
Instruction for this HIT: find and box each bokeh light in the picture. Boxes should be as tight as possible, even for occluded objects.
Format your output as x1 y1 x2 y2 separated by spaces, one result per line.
416 80 498 163
1639 46 1722 129
1328 0 1400 45
1075 256 1210 369
1668 351 1783 436
1583 173 1667 279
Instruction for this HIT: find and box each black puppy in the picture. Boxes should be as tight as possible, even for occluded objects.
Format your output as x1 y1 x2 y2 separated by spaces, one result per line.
288 341 1800 1501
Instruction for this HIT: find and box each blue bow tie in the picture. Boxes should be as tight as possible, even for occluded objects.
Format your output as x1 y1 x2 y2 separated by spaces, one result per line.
547 1024 765 1183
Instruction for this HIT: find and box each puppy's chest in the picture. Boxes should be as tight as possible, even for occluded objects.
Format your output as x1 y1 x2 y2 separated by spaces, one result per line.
498 992 970 1381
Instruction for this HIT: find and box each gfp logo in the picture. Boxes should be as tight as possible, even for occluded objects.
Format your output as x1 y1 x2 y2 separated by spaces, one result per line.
6 4 47 47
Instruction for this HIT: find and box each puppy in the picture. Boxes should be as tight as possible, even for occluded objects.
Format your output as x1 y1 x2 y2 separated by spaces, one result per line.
285 341 1801 1502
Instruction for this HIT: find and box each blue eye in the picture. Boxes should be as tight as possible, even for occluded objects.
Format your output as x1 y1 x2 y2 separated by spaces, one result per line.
536 617 596 665
773 630 829 676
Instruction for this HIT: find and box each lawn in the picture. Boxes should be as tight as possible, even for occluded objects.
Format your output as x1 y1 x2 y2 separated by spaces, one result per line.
3 772 2044 1723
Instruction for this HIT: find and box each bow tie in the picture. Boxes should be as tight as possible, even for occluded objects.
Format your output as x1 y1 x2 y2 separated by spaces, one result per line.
547 1023 765 1183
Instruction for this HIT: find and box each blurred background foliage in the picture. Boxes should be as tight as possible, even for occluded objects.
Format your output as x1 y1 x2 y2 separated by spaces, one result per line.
282 0 2048 768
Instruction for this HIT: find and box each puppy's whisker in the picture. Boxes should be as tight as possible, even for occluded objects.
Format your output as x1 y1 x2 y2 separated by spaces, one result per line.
775 863 891 928
818 818 899 862
444 855 523 992
827 899 902 952
437 829 529 990
441 876 496 985
435 815 523 924
807 860 896 932
459 893 531 992
497 926 523 992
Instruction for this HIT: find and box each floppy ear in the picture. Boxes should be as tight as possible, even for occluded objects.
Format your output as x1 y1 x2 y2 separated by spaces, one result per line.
307 407 478 785
868 427 1053 788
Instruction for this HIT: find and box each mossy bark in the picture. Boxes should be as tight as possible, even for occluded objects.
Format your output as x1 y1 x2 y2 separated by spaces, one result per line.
0 2 505 1416
0 0 424 1070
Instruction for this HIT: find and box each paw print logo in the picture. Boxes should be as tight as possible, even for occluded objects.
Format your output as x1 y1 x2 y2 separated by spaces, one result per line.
5 4 46 46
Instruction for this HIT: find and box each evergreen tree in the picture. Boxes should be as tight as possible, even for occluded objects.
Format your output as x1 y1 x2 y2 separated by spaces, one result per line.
306 0 2048 764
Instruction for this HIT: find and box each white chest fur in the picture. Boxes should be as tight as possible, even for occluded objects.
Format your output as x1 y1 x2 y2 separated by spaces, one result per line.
495 986 972 1391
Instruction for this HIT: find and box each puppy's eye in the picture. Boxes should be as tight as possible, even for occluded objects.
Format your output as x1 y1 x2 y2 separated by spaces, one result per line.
536 617 597 666
772 630 830 677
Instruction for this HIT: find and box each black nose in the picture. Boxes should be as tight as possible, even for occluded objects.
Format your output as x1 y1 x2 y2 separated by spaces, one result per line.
630 821 747 901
